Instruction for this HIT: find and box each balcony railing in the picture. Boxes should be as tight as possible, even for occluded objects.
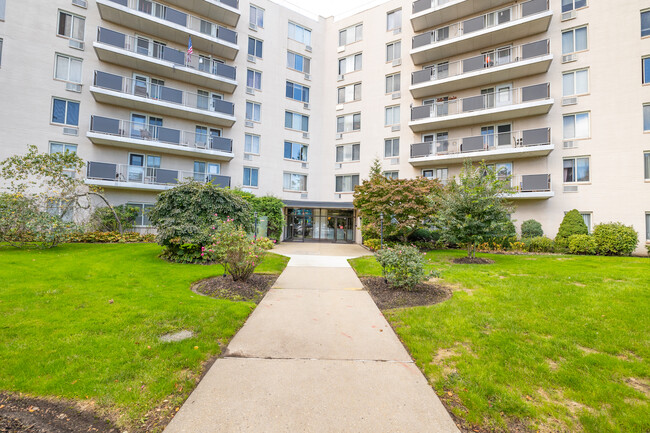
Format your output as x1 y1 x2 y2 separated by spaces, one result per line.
411 127 550 158
89 115 233 153
413 0 452 14
411 39 549 85
92 71 235 116
96 27 236 81
411 83 550 121
86 162 231 188
515 174 551 192
106 0 237 45
412 0 548 50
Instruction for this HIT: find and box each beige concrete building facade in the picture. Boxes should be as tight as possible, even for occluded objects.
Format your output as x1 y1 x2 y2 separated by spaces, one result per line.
0 0 649 251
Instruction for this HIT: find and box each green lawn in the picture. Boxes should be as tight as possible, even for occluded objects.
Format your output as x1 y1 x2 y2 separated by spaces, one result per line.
350 250 650 433
0 243 288 430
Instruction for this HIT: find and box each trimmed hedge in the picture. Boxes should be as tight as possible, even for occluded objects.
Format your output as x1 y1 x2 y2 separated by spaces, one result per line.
568 234 597 255
522 236 555 253
521 219 543 238
68 231 155 243
593 223 638 256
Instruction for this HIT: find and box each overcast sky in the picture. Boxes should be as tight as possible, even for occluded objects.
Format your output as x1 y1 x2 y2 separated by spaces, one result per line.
279 0 386 18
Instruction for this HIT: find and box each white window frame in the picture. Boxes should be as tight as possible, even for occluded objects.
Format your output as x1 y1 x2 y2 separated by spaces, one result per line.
288 22 312 46
283 172 308 192
580 212 592 234
246 101 261 122
644 104 650 132
646 212 650 241
286 81 310 103
287 51 311 74
385 105 400 126
385 73 400 94
243 166 259 187
386 9 402 31
423 168 448 183
562 68 589 97
386 40 401 62
284 141 308 162
384 138 399 158
644 151 650 180
563 112 590 140
339 23 362 47
336 143 360 162
336 113 361 133
642 9 650 38
127 202 155 227
335 174 360 193
54 53 83 84
562 0 587 13
563 156 590 183
245 133 260 155
337 82 361 104
384 171 399 180
338 53 362 75
246 68 262 90
51 97 80 126
248 36 263 59
285 111 309 132
562 26 588 55
57 10 85 41
0 38 3 67
249 4 264 28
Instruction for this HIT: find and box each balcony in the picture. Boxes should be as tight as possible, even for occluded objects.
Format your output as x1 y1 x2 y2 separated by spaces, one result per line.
410 39 551 98
86 161 231 191
409 83 552 132
87 115 234 161
409 128 554 166
90 71 236 126
94 28 237 93
96 0 238 60
510 174 553 199
411 0 514 32
163 0 240 27
410 0 552 65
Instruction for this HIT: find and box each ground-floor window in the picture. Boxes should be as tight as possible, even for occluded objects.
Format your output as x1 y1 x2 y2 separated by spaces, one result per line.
127 202 154 226
646 213 650 241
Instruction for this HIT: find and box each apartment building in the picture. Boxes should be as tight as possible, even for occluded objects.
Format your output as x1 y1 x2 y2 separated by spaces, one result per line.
0 0 649 252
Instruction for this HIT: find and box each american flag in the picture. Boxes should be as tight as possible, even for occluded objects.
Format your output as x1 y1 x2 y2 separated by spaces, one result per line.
187 36 193 63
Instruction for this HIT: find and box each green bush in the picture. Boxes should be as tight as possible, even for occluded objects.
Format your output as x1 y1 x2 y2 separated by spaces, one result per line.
375 245 428 291
521 219 543 238
408 228 441 243
522 236 555 253
555 210 588 252
568 234 597 255
91 205 138 232
207 219 266 281
68 231 155 243
647 244 650 256
255 237 276 250
231 190 285 241
593 223 639 256
363 238 381 251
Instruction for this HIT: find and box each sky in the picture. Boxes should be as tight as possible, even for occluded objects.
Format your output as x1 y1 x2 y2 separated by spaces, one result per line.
278 0 387 18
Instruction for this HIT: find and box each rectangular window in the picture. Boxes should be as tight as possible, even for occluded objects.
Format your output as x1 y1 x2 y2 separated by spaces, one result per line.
562 0 587 12
339 23 362 46
51 98 79 126
243 167 259 187
644 58 650 84
284 141 308 161
646 213 650 241
0 0 5 21
563 112 590 139
384 138 399 157
562 26 588 54
287 51 311 73
385 105 400 126
335 174 360 193
337 83 361 104
288 22 311 46
423 168 448 183
50 142 78 154
645 104 650 131
246 69 261 90
286 81 310 103
0 39 4 67
387 9 402 31
127 203 154 226
283 172 307 191
336 143 360 162
336 113 361 133
384 171 398 180
285 111 309 132
580 212 592 233
563 157 590 182
644 152 650 180
246 101 261 122
385 73 400 93
57 10 85 41
250 5 264 28
562 69 588 96
386 41 401 62
247 37 263 58
245 134 260 154
642 10 650 37
338 53 362 74
54 54 82 84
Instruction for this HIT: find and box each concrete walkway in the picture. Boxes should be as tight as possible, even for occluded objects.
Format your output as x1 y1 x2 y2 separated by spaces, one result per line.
164 243 459 433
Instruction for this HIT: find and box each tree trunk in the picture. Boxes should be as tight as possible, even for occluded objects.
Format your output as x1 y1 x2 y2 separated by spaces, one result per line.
87 192 123 234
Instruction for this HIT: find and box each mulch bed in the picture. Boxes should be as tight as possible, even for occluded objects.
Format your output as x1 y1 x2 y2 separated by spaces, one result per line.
452 257 494 265
192 274 278 304
360 277 452 310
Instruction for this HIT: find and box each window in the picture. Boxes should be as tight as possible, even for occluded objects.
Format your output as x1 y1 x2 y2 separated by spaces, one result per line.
562 69 588 96
385 105 400 126
250 5 264 28
339 24 362 46
387 9 401 31
337 83 361 104
54 54 82 84
288 22 311 46
644 58 650 84
246 69 261 90
646 213 650 241
243 167 259 187
386 41 401 62
642 10 650 37
563 157 590 182
285 111 309 132
245 134 260 154
423 168 448 183
336 143 360 162
338 53 362 75
562 26 587 54
247 37 263 58
50 142 77 154
423 62 449 80
384 171 398 180
645 104 650 131
0 39 4 67
335 174 360 193
580 212 592 233
193 161 220 182
246 101 261 122
385 138 399 158
286 81 310 103
562 0 586 12
284 141 308 161
563 112 590 139
127 203 155 226
287 51 311 73
644 152 650 180
0 0 4 20
283 172 307 191
57 11 85 41
51 98 79 126
337 113 361 133
386 73 400 93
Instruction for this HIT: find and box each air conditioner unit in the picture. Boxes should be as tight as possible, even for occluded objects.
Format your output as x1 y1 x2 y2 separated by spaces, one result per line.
304 74 311 81
305 45 312 52
563 140 575 149
390 158 399 165
302 132 310 139
336 133 343 140
391 125 401 132
335 104 344 111
337 46 345 53
303 103 310 110
245 121 254 128
72 0 87 8
69 39 85 50
300 193 308 199
301 163 308 169
392 58 401 67
562 53 577 63
63 127 78 136
247 54 256 63
562 97 578 106
246 87 255 95
561 10 576 21
563 185 579 193
66 82 82 93
337 74 344 81
391 92 401 100
243 154 253 160
249 22 257 31
393 27 402 35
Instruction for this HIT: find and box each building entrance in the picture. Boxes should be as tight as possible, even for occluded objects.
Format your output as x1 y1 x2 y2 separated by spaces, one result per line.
285 208 355 243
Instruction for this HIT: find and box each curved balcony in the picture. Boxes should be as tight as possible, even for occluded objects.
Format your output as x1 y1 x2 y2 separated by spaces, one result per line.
163 0 240 27
97 0 238 60
94 28 237 93
410 0 552 65
409 83 553 132
411 0 514 32
90 71 236 126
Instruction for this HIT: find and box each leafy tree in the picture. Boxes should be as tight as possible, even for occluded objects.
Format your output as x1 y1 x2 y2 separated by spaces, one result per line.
368 157 384 182
433 161 515 258
91 205 139 232
521 219 543 238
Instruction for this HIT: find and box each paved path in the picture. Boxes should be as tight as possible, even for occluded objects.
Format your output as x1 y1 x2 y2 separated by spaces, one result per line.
164 243 459 433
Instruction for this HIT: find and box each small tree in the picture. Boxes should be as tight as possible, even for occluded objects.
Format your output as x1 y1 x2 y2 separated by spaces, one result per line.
521 219 543 238
433 161 515 258
555 209 588 251
207 219 266 281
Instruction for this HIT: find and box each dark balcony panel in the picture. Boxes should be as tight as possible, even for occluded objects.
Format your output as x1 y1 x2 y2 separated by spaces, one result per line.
164 7 187 26
88 161 117 181
522 83 549 102
155 169 179 185
522 0 548 17
412 69 432 85
411 105 432 120
463 15 485 34
411 142 431 158
522 127 550 146
462 95 485 112
158 127 181 145
162 47 185 65
462 136 485 152
212 99 235 116
215 62 236 80
522 40 549 59
211 136 233 152
436 140 449 153
97 27 126 49
95 71 123 91
210 175 231 188
463 54 485 73
412 32 433 49
217 26 237 44
521 174 550 192
413 0 432 14
221 0 238 9
160 86 183 104
108 0 128 6
498 8 511 23
90 115 120 135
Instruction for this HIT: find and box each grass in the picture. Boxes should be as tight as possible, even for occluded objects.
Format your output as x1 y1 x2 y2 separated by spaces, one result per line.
0 243 288 430
350 250 650 433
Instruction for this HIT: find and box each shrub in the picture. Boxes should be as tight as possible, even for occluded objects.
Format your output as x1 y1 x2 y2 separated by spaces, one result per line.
363 238 381 251
231 190 285 241
568 234 597 255
255 237 276 250
555 210 588 252
68 231 155 243
91 205 138 232
375 245 427 291
593 223 639 256
521 219 543 238
408 228 441 243
207 219 266 281
522 236 555 253
646 244 650 256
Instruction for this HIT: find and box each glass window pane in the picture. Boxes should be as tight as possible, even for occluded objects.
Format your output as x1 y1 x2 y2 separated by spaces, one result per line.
646 213 650 240
563 115 575 139
645 105 650 131
55 56 69 80
575 27 587 51
69 58 82 83
577 158 590 182
293 54 302 71
562 30 574 54
575 113 589 138
563 159 575 182
576 69 588 94
72 16 84 40
251 168 258 186
575 0 586 8
50 143 64 153
302 115 309 132
645 153 650 179
52 99 66 124
562 0 572 12
642 11 650 37
562 72 574 96
644 58 650 84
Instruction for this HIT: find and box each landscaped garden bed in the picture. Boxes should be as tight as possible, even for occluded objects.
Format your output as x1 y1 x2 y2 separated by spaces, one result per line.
360 277 450 310
192 274 279 304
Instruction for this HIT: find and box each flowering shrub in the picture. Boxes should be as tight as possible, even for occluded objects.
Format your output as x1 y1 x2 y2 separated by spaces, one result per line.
207 219 266 281
363 238 381 251
375 245 428 291
255 237 276 250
